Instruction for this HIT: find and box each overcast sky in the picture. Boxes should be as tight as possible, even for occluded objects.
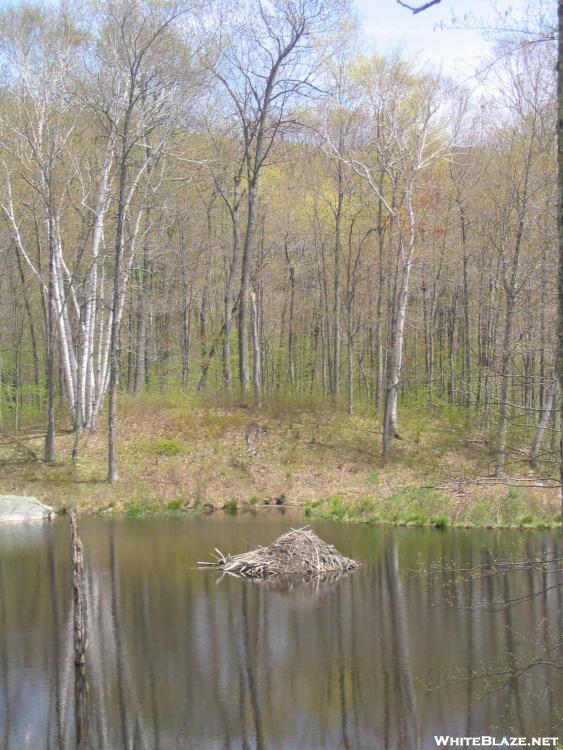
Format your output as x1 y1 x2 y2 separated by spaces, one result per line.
354 0 530 78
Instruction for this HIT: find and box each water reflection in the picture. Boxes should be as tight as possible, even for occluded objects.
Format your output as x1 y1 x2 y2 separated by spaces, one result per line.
0 518 561 749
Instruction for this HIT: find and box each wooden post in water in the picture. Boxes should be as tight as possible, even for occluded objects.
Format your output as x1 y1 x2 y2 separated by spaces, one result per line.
69 507 89 747
69 508 87 666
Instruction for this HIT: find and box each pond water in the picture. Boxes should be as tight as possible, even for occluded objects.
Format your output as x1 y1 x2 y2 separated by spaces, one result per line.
0 512 561 749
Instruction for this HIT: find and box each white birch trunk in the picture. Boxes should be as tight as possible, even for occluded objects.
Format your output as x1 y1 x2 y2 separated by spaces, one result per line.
388 191 416 436
82 137 115 428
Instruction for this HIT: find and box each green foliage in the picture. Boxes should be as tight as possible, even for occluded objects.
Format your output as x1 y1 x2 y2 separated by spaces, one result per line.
305 485 559 530
305 490 451 527
124 498 188 517
124 501 148 519
463 496 492 527
384 488 452 526
153 438 184 457
223 498 238 513
0 383 47 430
430 515 448 529
305 496 375 522
166 499 183 512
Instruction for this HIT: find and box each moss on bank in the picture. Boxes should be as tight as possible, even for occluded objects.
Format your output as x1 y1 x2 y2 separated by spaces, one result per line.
0 391 560 528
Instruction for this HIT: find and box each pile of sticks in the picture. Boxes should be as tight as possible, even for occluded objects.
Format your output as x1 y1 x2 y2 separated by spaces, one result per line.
198 526 359 579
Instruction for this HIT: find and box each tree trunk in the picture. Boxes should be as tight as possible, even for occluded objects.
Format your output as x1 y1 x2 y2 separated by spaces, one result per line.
69 508 87 667
224 177 242 389
496 293 515 476
347 333 353 416
461 220 472 411
45 216 56 464
14 248 41 407
530 380 558 468
181 266 192 388
285 240 296 390
239 181 259 393
197 282 210 391
333 163 343 396
558 0 563 524
108 140 129 483
250 288 262 408
383 206 415 457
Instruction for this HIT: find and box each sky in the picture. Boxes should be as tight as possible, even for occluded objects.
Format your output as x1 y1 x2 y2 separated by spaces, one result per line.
354 0 530 79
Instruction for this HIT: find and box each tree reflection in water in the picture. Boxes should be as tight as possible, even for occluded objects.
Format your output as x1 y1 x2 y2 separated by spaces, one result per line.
0 518 561 749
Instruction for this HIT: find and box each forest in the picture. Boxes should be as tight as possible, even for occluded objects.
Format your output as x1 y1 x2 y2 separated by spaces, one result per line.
0 0 559 525
1 1 563 746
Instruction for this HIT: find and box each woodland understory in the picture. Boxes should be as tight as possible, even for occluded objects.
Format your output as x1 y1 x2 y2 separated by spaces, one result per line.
0 0 559 521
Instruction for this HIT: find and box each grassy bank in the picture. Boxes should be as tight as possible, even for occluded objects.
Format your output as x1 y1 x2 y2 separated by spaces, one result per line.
304 490 561 530
0 391 560 528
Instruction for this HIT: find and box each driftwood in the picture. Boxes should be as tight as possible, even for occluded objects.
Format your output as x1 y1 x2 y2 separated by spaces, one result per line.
198 526 359 580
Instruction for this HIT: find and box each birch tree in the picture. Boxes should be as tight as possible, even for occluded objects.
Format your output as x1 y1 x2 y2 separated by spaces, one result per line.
89 0 193 481
0 5 86 461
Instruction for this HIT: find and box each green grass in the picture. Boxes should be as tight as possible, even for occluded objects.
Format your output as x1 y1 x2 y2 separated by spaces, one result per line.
122 497 193 518
305 489 452 528
152 438 184 457
124 500 154 519
305 486 561 529
166 499 183 511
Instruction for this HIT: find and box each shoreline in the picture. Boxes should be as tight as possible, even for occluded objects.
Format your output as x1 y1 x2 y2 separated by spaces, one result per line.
46 498 562 531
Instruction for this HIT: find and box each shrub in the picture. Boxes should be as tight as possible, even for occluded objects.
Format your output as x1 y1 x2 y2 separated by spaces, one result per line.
431 515 448 529
166 499 183 512
153 438 183 457
124 501 144 519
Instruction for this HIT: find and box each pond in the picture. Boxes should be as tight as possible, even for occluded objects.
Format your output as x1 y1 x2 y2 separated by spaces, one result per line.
0 512 561 749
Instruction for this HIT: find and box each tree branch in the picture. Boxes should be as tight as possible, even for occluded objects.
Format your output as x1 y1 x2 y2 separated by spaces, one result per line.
396 0 442 14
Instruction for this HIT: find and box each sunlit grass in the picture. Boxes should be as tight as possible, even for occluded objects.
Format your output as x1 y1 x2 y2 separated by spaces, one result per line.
305 489 453 528
305 486 560 529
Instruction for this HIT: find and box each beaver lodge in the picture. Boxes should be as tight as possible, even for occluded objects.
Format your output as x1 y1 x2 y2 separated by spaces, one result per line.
198 527 360 580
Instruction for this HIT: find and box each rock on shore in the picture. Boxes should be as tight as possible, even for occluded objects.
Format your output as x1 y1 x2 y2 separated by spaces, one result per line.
0 496 55 523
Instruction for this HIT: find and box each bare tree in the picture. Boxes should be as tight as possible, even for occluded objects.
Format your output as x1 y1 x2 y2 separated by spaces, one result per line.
0 5 87 461
209 0 341 397
324 56 451 455
89 0 191 481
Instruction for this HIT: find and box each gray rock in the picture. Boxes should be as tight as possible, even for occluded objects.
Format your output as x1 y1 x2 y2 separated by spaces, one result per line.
0 495 55 523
